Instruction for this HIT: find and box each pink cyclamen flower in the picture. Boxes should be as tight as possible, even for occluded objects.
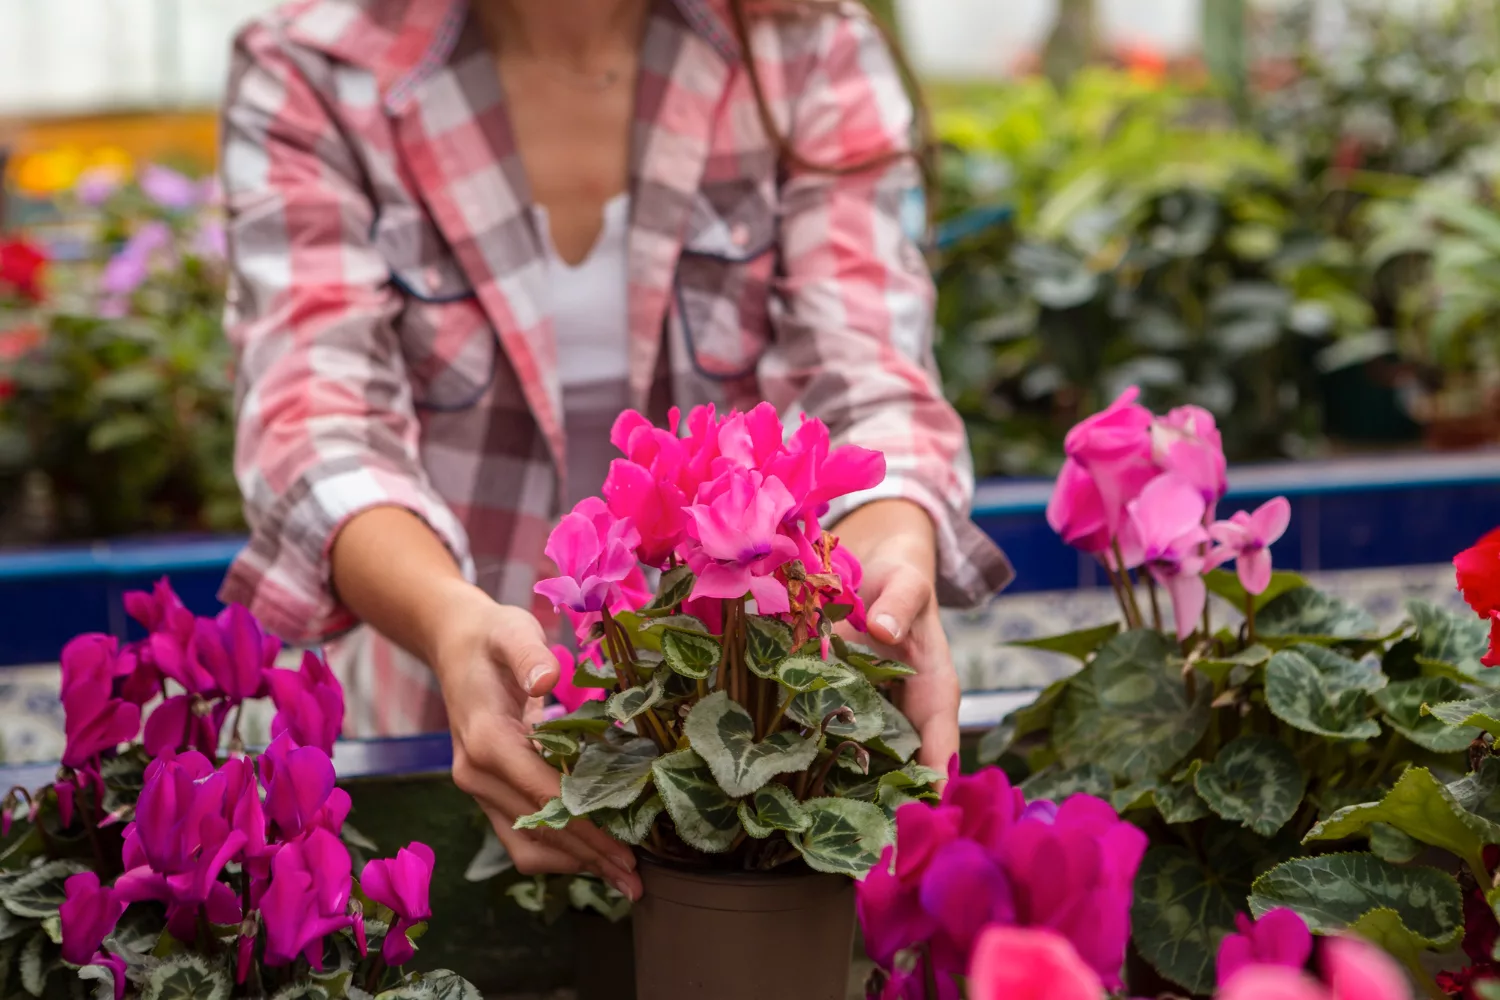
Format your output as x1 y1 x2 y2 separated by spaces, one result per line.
260 827 353 967
1210 497 1293 596
683 468 799 613
1217 908 1314 987
549 645 607 713
764 414 886 528
968 926 1106 1000
534 497 642 614
192 604 280 703
1125 474 1211 640
259 733 343 840
1151 405 1228 510
1063 386 1160 539
1219 935 1411 1000
220 756 270 875
59 635 141 768
603 458 688 568
1046 458 1113 555
360 842 436 967
267 650 345 755
59 872 125 966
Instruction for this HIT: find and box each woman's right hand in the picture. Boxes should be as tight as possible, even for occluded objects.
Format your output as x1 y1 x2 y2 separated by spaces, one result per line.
429 582 643 899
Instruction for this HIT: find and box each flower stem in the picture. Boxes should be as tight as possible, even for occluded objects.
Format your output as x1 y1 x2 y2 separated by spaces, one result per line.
1245 591 1257 645
763 690 797 742
1146 574 1164 632
1109 539 1145 629
923 945 941 1000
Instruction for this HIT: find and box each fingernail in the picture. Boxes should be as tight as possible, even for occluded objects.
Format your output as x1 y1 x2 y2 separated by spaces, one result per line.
611 876 637 901
526 665 550 691
875 614 901 641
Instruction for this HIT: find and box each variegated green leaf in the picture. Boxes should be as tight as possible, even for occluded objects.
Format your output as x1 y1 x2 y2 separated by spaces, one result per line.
1194 736 1305 837
1155 761 1210 823
651 749 741 853
661 630 720 680
527 731 581 758
1020 763 1113 803
685 692 819 797
596 794 664 846
868 695 922 763
1408 599 1492 673
738 784 810 838
535 700 612 735
775 655 857 693
747 617 794 678
1265 645 1384 740
607 670 667 724
787 676 884 742
1257 587 1378 640
1374 677 1479 753
646 566 696 612
1 860 89 919
560 737 659 814
140 954 231 1000
794 798 891 876
1426 689 1500 738
514 797 573 832
1131 845 1243 994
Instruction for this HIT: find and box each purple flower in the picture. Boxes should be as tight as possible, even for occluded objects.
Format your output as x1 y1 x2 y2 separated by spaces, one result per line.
141 694 228 758
360 842 435 966
59 872 124 966
139 165 206 212
259 734 347 839
534 498 642 614
99 221 173 314
192 220 227 260
192 605 280 704
266 651 345 755
1217 908 1314 987
74 167 123 208
89 951 128 1000
260 827 353 967
60 635 141 768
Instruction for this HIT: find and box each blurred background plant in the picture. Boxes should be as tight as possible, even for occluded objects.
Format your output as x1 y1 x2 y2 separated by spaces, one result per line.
0 163 241 544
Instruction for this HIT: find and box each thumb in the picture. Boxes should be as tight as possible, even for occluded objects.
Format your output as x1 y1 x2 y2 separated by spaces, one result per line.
487 610 560 697
866 567 934 646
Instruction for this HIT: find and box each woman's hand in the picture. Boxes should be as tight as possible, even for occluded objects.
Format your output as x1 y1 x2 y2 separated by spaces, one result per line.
429 584 643 900
833 499 960 776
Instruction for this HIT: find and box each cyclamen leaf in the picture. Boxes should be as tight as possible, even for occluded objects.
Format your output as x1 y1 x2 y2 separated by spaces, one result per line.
535 700 612 735
646 566 696 612
746 617 794 679
1374 677 1479 753
1447 757 1500 823
1256 587 1378 641
651 749 741 853
1426 689 1500 739
1 860 89 919
794 798 891 877
571 656 617 690
568 878 631 923
738 784 811 839
642 615 711 636
978 678 1069 765
661 630 721 680
375 971 483 1000
1265 645 1383 740
788 677 884 743
1408 599 1492 672
1191 644 1272 686
514 797 573 832
775 656 857 693
270 985 332 1000
78 964 119 1000
1194 736 1305 837
867 695 922 763
1054 630 1211 782
607 671 667 724
1155 762 1210 824
1131 845 1244 995
685 692 819 798
560 737 659 815
1347 908 1438 987
1205 569 1308 615
140 954 231 1000
1008 622 1121 661
596 794 664 846
1249 853 1463 951
1305 768 1500 877
19 931 46 998
527 731 581 758
1020 764 1113 803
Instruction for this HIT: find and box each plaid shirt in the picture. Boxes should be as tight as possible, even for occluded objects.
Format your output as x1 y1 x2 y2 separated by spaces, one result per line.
219 0 1012 735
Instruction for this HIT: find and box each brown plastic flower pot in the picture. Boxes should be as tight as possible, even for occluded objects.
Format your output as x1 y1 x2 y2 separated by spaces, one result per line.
632 854 857 1000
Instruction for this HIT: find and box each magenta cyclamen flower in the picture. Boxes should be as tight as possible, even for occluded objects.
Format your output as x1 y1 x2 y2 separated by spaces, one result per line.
192 604 280 703
764 414 886 526
267 650 345 754
683 468 799 614
120 753 245 902
141 694 228 759
259 734 347 840
534 497 643 614
59 872 125 966
1062 387 1159 539
260 827 354 967
1124 474 1211 640
1210 497 1293 596
969 927 1105 1000
1219 935 1412 1000
59 635 141 769
360 842 436 966
1152 404 1229 510
1046 458 1113 555
1217 908 1314 987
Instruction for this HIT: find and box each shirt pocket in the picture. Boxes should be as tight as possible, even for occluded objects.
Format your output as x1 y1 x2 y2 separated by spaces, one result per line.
375 207 498 411
675 180 778 382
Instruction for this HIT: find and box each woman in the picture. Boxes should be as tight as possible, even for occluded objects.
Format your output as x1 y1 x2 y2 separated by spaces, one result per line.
219 0 1011 899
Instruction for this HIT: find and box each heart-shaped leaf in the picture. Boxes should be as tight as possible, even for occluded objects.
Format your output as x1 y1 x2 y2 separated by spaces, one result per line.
646 566 696 612
1191 644 1272 686
1155 762 1210 824
607 670 667 724
978 678 1069 764
1195 735 1305 837
514 797 573 832
596 794 664 846
1447 757 1500 824
835 639 919 683
738 784 810 838
1020 763 1113 803
1054 630 1212 782
535 700 612 735
867 695 922 763
560 737 659 815
1131 845 1244 995
746 617 793 678
1408 599 1492 673
1257 587 1377 641
661 630 721 680
1426 689 1500 739
1249 853 1462 951
527 731 581 758
141 954 231 1000
788 677 884 742
1265 645 1384 740
1374 678 1479 753
1305 768 1500 877
651 749 741 853
685 692 819 798
0 861 89 919
775 656 857 693
1206 569 1309 615
1008 622 1121 661
794 798 891 876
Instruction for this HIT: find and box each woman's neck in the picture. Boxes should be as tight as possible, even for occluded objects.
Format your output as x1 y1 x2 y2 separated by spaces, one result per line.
476 0 650 64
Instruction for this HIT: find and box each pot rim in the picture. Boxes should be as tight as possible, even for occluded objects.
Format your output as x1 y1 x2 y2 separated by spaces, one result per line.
633 848 844 888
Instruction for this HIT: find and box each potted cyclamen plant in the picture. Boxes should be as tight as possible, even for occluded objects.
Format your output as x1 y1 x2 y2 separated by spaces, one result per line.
0 580 483 1000
523 404 940 1000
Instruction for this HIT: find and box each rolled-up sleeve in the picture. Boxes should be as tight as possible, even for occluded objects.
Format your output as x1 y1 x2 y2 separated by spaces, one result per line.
218 23 471 643
757 9 1012 607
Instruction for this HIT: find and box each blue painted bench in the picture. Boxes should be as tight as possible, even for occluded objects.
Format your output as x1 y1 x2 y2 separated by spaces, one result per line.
2 451 1498 667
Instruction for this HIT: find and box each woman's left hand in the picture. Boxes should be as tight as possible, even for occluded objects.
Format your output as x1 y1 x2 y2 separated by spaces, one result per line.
833 499 959 776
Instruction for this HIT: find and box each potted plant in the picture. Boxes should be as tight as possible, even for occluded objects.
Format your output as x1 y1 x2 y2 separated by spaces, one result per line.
0 578 485 1000
521 404 939 1000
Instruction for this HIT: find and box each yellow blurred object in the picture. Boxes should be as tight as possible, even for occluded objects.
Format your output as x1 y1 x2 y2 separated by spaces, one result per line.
14 147 87 197
2 112 218 194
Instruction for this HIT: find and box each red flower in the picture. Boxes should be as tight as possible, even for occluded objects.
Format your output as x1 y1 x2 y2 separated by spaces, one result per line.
1455 528 1500 667
0 237 48 304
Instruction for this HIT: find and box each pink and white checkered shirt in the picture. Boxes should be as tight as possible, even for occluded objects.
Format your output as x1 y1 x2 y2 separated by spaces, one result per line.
219 0 1012 736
